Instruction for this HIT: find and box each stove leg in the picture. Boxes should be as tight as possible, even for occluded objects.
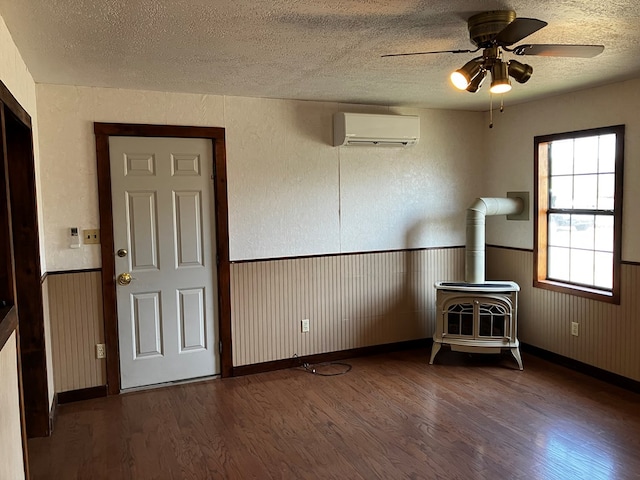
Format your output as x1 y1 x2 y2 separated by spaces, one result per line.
511 347 523 370
429 342 441 365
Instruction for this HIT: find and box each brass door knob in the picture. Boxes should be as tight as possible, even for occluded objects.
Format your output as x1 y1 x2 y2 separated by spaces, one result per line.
117 248 128 257
117 272 132 286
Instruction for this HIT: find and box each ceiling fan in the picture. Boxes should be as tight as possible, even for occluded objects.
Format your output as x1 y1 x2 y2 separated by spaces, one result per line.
382 10 604 94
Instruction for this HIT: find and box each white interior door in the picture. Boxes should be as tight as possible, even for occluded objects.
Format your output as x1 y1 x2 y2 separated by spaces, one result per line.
109 136 219 389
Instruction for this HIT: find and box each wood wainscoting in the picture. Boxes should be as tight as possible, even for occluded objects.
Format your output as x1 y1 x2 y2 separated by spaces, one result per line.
487 245 640 382
46 270 106 394
230 247 464 367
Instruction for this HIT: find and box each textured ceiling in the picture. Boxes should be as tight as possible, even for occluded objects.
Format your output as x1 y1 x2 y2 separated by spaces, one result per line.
1 0 640 111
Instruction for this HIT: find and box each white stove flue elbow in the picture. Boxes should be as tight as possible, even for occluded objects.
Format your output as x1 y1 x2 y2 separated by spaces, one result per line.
465 197 524 283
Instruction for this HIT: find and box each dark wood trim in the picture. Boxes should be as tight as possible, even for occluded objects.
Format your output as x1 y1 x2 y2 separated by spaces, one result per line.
94 123 224 138
623 260 640 266
47 268 102 276
232 339 431 376
485 244 532 253
57 385 108 404
522 343 640 394
213 135 233 377
94 123 232 393
5 106 49 437
0 305 17 350
95 131 119 395
0 104 15 341
0 105 14 308
0 81 31 128
230 245 465 264
612 126 625 304
533 125 624 305
236 337 640 391
1 86 32 479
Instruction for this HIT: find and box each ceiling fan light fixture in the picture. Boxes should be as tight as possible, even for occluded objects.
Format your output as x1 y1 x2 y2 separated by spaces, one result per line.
490 59 512 94
466 69 487 92
508 60 533 83
450 59 482 90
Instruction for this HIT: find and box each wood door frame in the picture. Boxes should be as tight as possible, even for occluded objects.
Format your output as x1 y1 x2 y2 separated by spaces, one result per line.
0 79 48 480
94 123 232 395
1 78 49 449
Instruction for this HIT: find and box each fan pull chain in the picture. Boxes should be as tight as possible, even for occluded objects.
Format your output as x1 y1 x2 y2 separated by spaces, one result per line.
489 94 506 129
489 93 493 128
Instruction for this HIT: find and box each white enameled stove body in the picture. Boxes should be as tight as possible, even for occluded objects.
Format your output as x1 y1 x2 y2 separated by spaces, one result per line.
429 281 523 370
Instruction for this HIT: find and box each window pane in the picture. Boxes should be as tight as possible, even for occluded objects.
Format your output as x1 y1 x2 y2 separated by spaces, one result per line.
594 252 613 289
598 173 615 210
573 174 598 209
598 134 616 173
573 136 599 174
550 139 574 175
570 249 594 285
548 246 570 281
594 215 613 252
549 176 573 208
548 214 571 247
570 215 594 249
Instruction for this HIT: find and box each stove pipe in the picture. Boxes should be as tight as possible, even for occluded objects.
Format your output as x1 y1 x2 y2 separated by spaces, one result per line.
465 197 524 283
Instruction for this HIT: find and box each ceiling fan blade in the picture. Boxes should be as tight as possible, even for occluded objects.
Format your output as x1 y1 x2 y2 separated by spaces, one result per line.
381 49 476 58
512 44 605 58
495 18 547 46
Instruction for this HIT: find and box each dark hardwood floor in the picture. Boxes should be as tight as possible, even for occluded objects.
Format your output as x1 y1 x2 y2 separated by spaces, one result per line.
28 349 640 479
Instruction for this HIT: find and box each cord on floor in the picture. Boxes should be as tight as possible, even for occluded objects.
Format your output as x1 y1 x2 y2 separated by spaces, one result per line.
301 361 352 376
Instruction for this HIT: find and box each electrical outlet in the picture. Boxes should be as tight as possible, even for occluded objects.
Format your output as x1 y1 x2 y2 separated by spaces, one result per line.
301 319 310 333
96 343 106 358
571 322 579 337
84 229 100 245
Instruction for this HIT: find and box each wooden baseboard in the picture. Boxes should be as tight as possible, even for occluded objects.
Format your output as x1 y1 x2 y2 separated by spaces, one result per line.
57 385 108 404
232 338 431 376
521 343 640 393
232 340 640 394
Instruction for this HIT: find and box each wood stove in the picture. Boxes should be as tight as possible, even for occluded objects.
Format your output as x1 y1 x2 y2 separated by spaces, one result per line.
429 281 523 370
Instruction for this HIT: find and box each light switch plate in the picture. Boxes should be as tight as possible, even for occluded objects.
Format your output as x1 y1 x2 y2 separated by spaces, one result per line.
83 229 100 244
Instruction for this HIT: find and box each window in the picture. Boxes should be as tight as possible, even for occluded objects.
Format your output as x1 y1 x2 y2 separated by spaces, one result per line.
534 125 624 303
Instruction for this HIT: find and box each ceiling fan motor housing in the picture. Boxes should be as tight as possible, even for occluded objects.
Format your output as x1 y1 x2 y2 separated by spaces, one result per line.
468 10 516 47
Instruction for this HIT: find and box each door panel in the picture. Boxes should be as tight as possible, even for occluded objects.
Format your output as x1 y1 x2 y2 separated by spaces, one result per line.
110 136 219 389
173 191 203 267
132 292 163 358
178 287 206 351
127 191 159 270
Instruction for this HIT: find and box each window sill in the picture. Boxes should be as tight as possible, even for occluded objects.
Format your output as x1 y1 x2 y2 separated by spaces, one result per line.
533 279 619 305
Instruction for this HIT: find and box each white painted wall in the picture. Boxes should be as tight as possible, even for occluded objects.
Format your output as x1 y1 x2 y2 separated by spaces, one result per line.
0 15 45 271
36 85 484 267
484 78 640 262
339 107 484 253
36 85 224 268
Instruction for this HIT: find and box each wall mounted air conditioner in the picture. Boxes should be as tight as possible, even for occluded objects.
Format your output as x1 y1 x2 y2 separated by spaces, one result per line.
333 112 420 147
